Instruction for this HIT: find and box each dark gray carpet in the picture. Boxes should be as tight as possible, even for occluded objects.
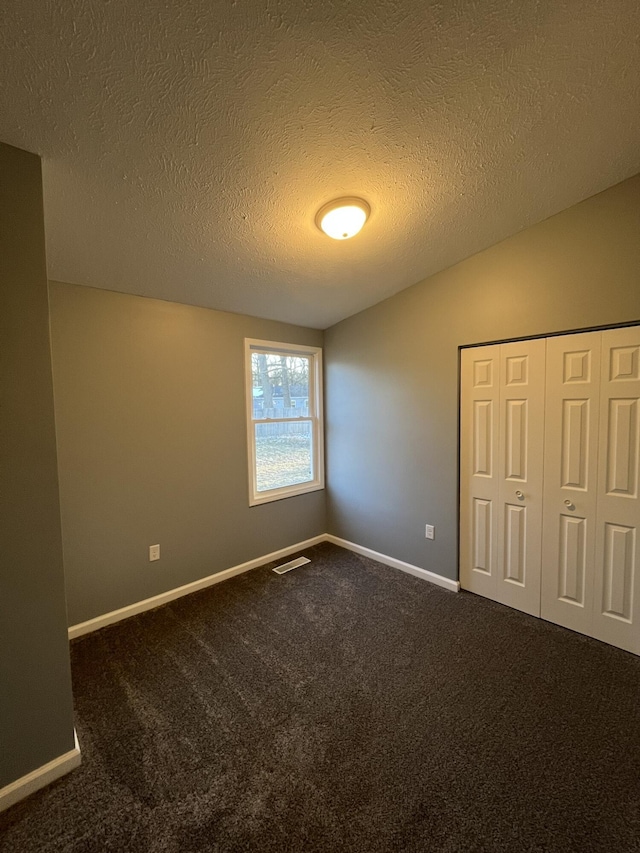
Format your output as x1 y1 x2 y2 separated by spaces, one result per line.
1 542 639 852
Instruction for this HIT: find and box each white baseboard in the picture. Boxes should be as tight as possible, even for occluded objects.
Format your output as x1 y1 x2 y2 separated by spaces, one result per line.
68 535 326 639
325 534 460 593
69 533 458 639
0 730 81 814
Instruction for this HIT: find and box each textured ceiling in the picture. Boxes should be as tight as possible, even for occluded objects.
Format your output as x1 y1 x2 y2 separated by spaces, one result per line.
1 0 639 328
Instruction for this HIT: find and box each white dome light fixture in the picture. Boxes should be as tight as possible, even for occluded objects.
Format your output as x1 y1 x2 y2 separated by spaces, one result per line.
316 197 370 240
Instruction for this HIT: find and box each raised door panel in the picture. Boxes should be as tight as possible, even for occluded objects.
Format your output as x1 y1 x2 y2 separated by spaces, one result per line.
593 327 640 654
460 346 500 600
541 332 601 634
495 339 546 616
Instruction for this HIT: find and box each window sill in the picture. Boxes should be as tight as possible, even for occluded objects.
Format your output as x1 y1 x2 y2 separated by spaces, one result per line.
249 481 325 507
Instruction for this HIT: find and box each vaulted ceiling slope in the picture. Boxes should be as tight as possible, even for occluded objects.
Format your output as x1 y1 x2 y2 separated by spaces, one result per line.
2 0 639 328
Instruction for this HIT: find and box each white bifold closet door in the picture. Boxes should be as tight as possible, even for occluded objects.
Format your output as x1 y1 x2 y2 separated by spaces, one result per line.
541 327 640 655
540 332 602 636
592 327 640 653
460 339 546 617
461 326 640 656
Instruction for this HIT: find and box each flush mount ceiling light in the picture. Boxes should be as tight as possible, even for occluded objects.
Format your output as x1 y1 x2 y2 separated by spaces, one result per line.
316 197 370 240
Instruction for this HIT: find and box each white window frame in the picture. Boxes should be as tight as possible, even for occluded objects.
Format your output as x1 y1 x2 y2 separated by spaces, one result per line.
245 338 324 506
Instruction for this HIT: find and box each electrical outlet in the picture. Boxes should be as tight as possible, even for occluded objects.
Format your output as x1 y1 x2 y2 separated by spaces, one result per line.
149 544 160 561
425 525 435 540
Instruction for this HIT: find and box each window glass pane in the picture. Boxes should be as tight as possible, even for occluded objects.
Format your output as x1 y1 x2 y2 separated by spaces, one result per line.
251 352 310 420
255 421 312 492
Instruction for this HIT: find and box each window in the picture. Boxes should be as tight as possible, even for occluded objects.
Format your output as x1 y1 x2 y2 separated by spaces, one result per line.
245 339 324 505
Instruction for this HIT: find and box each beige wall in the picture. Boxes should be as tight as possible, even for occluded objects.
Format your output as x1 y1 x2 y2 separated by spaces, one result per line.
325 174 640 580
49 283 325 625
0 144 75 786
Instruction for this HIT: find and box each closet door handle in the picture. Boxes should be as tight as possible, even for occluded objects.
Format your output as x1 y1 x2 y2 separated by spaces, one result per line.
515 490 524 501
564 499 575 511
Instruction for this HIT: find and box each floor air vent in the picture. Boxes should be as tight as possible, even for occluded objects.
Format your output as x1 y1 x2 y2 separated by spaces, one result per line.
272 556 311 575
